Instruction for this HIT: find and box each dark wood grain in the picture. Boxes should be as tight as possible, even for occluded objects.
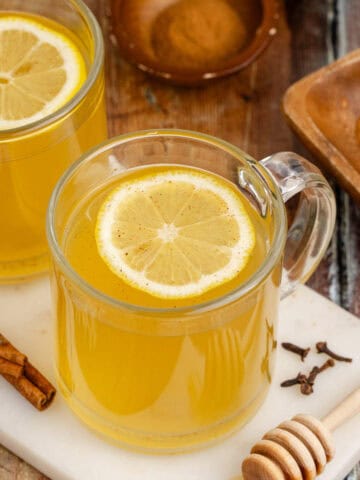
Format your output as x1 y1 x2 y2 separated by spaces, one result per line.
285 0 340 302
336 0 360 317
1 0 359 478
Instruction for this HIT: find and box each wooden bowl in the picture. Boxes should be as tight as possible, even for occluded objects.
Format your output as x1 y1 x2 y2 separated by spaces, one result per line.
283 49 360 202
111 0 278 86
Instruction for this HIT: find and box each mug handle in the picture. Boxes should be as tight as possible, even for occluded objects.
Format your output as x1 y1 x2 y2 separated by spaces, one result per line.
260 152 336 299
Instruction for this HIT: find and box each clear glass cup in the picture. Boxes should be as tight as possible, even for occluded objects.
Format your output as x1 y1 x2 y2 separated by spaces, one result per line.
0 0 107 282
47 130 336 452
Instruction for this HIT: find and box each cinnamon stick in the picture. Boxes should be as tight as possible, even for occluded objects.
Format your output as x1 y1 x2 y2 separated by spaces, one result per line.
24 362 56 404
0 333 56 411
0 334 26 365
3 374 49 411
0 358 24 378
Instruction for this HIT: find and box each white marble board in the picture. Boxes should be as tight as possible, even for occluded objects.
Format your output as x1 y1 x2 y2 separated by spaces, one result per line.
0 278 360 480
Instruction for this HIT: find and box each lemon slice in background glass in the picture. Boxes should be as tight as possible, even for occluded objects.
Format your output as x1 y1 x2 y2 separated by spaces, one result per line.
0 15 86 129
96 168 256 299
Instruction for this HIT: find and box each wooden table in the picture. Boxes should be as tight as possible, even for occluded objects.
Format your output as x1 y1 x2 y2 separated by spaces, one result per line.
1 0 359 478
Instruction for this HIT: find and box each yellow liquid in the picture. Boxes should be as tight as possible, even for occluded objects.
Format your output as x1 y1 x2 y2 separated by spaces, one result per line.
0 12 107 281
54 165 281 451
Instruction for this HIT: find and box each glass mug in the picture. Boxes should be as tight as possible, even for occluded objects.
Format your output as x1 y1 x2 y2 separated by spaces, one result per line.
0 0 107 282
47 130 336 452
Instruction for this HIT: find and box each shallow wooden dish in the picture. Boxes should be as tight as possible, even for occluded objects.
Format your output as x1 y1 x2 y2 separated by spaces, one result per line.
111 0 278 86
283 49 360 202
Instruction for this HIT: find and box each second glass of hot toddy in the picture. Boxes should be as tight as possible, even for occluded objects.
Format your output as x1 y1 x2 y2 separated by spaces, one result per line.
0 0 107 282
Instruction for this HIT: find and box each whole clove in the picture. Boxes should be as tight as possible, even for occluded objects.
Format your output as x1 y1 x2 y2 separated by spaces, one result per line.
281 342 310 362
307 358 335 385
281 339 351 397
316 341 352 363
281 359 335 396
281 372 313 395
300 382 313 396
281 373 307 388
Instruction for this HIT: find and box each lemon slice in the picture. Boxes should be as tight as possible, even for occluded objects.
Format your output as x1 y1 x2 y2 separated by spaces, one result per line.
96 169 256 299
0 15 86 129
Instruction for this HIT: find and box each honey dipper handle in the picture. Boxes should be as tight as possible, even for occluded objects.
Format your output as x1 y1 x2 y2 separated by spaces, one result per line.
322 387 360 432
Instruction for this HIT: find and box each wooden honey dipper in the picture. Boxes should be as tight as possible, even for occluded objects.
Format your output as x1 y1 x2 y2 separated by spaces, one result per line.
242 387 360 479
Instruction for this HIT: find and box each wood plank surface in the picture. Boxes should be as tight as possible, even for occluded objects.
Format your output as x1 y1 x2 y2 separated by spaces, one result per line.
0 445 47 480
336 0 360 317
1 0 359 478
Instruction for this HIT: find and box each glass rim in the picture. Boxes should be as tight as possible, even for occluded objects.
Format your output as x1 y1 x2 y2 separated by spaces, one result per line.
0 0 104 137
46 129 287 315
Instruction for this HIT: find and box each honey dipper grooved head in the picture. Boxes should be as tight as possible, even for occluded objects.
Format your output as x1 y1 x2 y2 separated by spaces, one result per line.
241 414 335 480
251 439 302 479
279 420 327 473
292 414 335 461
264 428 316 480
242 453 286 480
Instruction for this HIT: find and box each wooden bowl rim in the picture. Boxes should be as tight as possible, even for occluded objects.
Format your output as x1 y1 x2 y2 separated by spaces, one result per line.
111 0 279 85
